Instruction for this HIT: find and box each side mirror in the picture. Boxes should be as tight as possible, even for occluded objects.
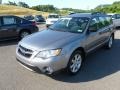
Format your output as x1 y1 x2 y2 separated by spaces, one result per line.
89 26 97 32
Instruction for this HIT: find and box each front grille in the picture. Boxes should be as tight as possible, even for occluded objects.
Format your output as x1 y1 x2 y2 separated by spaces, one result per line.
19 45 33 52
18 45 33 58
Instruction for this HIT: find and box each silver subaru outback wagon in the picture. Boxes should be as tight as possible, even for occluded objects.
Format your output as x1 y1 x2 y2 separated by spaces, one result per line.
16 13 115 75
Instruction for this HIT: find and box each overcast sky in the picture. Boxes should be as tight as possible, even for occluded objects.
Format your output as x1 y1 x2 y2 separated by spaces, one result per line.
2 0 120 10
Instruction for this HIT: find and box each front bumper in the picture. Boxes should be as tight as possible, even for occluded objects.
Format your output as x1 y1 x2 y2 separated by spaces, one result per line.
17 58 40 72
16 50 67 74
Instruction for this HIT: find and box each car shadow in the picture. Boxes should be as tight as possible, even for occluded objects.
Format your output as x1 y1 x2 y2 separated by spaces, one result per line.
0 39 18 47
49 39 120 83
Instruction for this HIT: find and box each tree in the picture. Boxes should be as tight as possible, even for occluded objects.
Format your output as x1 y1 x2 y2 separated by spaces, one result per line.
61 8 90 13
31 5 57 13
93 1 120 13
113 1 120 5
18 2 29 8
6 1 17 6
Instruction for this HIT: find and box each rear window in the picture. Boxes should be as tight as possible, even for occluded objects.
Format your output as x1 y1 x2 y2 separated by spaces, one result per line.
24 16 34 20
48 15 59 18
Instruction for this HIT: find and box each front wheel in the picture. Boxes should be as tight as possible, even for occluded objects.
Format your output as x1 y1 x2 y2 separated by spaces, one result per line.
19 31 30 39
67 50 83 75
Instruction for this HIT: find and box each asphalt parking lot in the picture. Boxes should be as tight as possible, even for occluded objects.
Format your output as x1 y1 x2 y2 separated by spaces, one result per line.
0 26 120 90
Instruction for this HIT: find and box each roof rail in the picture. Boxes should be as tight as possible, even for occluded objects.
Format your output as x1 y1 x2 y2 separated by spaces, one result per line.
92 12 106 15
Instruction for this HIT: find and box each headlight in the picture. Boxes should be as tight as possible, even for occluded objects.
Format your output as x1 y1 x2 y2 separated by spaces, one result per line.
36 49 61 59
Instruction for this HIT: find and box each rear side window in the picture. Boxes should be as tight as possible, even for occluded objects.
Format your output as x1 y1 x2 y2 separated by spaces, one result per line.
105 16 112 25
98 17 106 29
98 16 112 29
3 17 16 25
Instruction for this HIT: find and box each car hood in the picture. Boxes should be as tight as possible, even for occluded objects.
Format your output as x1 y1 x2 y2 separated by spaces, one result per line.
19 29 80 51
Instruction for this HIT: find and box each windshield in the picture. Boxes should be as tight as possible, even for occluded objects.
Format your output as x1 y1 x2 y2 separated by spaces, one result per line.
48 15 59 18
36 15 42 18
24 16 34 20
49 17 89 33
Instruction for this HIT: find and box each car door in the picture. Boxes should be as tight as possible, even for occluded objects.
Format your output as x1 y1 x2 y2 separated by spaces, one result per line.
85 17 103 53
0 16 18 39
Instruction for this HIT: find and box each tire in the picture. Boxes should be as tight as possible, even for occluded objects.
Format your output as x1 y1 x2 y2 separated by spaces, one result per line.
19 31 30 39
106 35 114 49
46 25 49 28
67 50 83 75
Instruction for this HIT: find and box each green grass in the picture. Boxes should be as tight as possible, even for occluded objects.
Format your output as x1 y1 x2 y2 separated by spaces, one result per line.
0 5 49 17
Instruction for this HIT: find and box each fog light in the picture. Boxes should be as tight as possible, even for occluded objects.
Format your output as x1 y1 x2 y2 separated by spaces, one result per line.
44 67 53 74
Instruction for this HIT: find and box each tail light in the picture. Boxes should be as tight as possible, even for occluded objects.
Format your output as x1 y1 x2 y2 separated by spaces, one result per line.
32 21 37 26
